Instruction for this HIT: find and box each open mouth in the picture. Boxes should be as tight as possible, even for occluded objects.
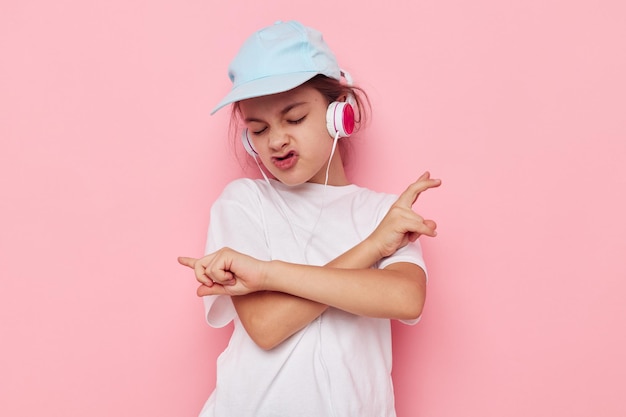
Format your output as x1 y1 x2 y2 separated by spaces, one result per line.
272 151 297 169
274 151 295 161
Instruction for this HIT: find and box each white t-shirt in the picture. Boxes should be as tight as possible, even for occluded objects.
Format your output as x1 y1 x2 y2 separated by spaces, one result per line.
199 178 427 417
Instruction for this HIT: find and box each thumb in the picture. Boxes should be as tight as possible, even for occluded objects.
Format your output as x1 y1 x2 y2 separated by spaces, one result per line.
177 256 197 269
197 283 228 297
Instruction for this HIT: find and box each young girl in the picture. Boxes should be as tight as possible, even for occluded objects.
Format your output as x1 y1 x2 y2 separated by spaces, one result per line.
179 20 441 417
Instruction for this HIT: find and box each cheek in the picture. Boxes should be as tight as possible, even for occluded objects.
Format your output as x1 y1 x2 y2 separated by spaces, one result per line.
306 113 333 146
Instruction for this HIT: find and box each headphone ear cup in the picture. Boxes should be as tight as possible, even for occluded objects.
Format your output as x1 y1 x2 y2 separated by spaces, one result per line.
326 101 355 138
241 129 258 157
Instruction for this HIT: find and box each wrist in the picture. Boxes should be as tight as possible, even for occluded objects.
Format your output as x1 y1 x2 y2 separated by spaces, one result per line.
260 260 280 292
352 236 386 266
363 235 388 261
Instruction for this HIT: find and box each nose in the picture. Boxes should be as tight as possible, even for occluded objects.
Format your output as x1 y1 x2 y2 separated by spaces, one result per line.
268 127 289 151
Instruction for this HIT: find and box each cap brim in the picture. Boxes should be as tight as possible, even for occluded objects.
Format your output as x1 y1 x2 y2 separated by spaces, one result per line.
210 72 319 115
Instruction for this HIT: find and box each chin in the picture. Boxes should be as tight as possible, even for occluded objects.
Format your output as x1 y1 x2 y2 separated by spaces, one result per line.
266 169 302 187
269 167 322 187
276 178 308 187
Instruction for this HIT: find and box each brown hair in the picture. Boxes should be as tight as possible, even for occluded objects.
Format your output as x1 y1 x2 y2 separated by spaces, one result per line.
302 74 371 131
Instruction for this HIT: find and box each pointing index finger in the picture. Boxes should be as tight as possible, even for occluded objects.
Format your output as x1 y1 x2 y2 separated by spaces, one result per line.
177 256 197 268
395 172 441 208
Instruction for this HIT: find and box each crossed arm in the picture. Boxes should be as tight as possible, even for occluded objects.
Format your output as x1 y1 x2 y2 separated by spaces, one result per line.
179 172 441 350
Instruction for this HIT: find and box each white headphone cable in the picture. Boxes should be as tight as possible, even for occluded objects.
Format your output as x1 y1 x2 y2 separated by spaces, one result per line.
302 130 340 263
251 155 303 245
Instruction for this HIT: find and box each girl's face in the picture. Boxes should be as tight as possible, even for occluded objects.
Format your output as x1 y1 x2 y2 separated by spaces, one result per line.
239 84 348 186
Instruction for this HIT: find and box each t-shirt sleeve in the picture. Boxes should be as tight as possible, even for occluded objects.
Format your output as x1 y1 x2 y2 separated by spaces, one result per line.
378 240 428 281
201 180 271 328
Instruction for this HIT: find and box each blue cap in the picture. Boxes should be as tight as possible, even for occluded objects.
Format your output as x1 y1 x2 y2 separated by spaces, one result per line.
211 20 342 114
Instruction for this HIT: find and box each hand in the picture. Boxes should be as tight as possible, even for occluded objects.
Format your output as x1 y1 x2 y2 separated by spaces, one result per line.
178 248 267 297
368 171 441 258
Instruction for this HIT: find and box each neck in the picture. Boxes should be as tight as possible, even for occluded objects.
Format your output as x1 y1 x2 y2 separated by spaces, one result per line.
312 149 350 186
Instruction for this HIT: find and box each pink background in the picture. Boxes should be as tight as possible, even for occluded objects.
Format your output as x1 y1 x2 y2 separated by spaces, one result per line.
1 1 625 416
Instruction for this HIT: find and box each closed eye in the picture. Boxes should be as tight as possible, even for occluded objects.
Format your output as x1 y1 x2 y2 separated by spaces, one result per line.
288 116 306 125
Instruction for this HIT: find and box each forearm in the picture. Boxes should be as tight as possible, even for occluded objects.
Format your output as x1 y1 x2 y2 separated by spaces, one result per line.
232 238 386 349
231 291 325 350
262 261 426 321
